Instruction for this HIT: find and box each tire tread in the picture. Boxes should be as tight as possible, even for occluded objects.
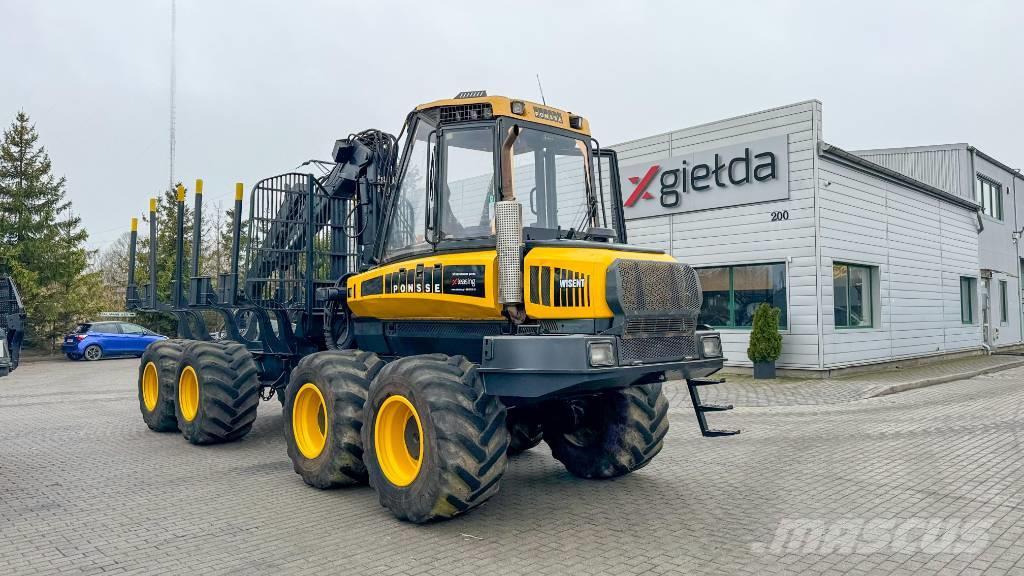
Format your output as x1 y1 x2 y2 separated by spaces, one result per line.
284 349 383 488
177 340 260 445
137 339 184 432
365 354 509 523
544 383 669 479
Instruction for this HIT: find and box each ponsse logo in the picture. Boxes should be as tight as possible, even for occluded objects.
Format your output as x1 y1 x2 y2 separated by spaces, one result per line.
533 106 563 123
625 147 778 209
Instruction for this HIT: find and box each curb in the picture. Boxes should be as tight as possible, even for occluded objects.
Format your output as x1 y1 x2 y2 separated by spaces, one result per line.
866 358 1024 398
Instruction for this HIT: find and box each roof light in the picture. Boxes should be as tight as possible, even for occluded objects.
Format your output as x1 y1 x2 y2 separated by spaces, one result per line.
511 100 526 115
569 115 584 129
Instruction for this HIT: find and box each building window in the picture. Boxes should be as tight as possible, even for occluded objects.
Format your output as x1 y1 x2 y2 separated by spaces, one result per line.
1000 280 1008 324
833 263 874 328
695 263 787 328
960 277 976 324
975 174 1003 220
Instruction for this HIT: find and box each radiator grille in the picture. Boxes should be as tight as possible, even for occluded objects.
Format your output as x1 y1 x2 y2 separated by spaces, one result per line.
619 336 698 365
440 103 494 123
529 265 590 308
623 316 695 337
614 260 701 315
390 322 502 339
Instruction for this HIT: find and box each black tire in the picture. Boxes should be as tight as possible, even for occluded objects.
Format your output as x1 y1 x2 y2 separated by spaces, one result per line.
175 340 260 445
363 354 509 523
506 408 544 455
65 353 78 360
83 344 102 361
283 349 383 488
0 367 8 378
137 340 184 432
543 383 669 479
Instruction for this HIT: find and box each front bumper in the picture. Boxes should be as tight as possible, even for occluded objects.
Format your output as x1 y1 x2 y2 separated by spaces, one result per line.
478 334 724 399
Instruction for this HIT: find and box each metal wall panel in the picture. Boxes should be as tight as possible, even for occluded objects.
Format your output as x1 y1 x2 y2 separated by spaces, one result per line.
817 157 982 367
854 146 971 200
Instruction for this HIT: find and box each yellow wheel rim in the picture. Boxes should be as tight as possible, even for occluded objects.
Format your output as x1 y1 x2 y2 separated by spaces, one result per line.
178 365 199 422
142 361 159 412
293 383 329 459
375 394 423 487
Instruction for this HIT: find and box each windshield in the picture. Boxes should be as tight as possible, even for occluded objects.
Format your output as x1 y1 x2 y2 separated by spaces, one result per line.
506 126 598 239
382 118 614 261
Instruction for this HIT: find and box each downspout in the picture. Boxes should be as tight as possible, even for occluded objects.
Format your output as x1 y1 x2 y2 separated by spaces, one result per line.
812 106 824 371
968 148 985 352
1016 169 1023 343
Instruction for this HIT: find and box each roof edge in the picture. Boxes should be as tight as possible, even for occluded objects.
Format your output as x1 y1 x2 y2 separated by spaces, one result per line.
819 142 979 212
611 99 822 149
851 143 969 155
970 146 1024 179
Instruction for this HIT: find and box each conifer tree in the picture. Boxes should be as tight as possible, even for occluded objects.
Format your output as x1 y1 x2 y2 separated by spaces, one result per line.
0 111 99 348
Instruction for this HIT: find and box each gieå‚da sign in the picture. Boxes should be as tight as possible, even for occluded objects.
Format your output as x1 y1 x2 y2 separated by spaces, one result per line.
618 135 790 219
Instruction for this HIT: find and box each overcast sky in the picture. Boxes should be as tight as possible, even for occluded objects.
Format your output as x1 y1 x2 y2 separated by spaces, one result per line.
2 0 1022 250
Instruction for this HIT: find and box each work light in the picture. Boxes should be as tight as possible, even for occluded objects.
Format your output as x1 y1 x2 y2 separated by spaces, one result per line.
588 341 616 367
701 336 723 358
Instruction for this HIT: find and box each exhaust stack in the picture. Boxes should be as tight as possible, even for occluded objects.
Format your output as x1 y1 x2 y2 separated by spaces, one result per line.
495 200 523 306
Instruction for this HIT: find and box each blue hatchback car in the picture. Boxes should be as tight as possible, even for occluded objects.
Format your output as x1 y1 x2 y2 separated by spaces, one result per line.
62 321 166 361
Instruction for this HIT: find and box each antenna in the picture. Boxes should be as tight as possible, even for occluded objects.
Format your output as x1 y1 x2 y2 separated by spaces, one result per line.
169 0 176 196
535 73 547 105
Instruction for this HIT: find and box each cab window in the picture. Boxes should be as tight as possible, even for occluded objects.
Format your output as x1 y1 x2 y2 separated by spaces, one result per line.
384 120 436 260
441 127 496 240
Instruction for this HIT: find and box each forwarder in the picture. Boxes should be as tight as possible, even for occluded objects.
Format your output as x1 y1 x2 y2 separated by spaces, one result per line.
127 92 736 522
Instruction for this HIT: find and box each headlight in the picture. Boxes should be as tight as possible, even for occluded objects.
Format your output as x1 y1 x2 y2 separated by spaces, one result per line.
701 336 722 358
588 341 616 367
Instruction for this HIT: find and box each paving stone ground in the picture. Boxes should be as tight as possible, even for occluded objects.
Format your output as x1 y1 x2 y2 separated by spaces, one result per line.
4 357 1024 575
689 354 1024 407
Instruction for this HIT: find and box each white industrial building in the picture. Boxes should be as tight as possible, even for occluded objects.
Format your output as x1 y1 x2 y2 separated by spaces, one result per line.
855 143 1024 352
613 100 1023 372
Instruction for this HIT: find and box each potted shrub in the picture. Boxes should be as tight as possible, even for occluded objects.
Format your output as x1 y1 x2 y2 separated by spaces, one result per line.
747 303 782 379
